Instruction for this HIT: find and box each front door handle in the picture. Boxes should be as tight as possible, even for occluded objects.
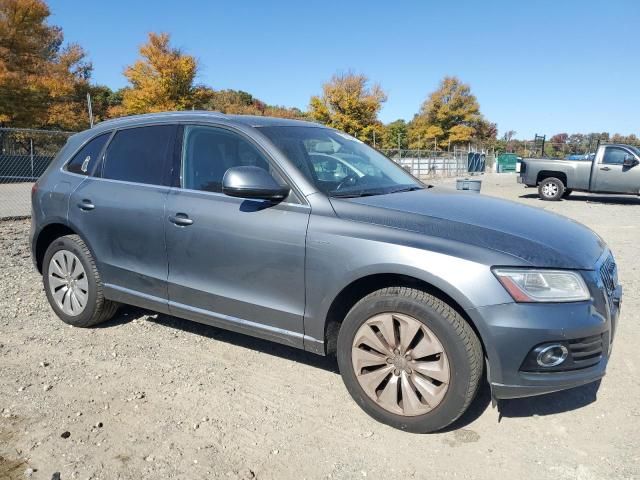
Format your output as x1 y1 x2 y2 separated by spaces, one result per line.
600 167 611 171
168 213 193 226
78 199 95 210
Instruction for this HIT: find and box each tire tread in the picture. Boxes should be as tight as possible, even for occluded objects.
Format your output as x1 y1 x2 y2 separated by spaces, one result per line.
45 234 117 327
350 286 483 425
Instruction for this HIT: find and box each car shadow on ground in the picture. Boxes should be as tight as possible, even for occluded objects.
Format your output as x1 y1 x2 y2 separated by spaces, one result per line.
98 306 601 432
101 305 339 373
497 381 600 419
519 192 640 205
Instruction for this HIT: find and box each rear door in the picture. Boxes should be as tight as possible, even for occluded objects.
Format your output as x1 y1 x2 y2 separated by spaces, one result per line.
592 146 640 193
68 124 178 310
164 124 310 347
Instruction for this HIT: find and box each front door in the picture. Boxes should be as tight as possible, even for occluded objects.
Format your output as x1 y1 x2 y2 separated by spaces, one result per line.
69 124 177 309
165 125 310 347
592 146 640 193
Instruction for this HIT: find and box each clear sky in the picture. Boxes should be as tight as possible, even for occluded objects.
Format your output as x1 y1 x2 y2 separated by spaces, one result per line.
48 0 639 139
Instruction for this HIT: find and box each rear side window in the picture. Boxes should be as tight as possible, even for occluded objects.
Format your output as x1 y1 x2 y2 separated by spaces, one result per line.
66 133 110 175
102 125 176 185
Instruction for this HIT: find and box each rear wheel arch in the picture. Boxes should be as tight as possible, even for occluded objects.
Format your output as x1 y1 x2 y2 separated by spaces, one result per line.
35 223 77 273
322 273 486 359
536 170 567 186
35 223 97 274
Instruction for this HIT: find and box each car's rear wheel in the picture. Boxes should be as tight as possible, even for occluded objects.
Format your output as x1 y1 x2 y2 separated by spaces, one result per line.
337 287 483 433
42 234 118 327
538 177 565 201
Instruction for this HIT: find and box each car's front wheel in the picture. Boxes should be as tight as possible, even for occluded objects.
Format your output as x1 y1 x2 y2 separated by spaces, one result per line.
337 287 483 433
42 234 118 327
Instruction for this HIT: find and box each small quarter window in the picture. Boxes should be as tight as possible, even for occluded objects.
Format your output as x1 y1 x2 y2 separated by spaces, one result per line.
103 125 176 185
66 133 110 175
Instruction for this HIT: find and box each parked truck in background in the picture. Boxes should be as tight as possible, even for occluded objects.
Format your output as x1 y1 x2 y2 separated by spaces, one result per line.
517 144 640 200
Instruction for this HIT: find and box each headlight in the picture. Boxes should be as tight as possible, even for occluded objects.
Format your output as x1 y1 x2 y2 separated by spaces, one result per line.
493 268 590 302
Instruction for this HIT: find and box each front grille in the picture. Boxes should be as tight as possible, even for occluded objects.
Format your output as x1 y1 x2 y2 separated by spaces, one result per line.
568 334 603 368
599 254 617 296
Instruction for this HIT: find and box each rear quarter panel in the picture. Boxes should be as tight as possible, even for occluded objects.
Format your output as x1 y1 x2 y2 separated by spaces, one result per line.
522 158 591 190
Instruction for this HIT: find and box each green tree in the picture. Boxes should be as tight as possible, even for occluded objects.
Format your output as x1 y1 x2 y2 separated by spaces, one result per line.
382 119 409 149
408 76 481 149
309 72 386 142
0 0 92 129
87 85 124 122
115 32 198 115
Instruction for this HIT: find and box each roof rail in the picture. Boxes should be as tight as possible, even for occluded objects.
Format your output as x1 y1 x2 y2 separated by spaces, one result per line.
95 110 226 127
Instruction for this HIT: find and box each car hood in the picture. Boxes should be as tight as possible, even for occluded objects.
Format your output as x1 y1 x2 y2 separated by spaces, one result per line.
329 187 606 269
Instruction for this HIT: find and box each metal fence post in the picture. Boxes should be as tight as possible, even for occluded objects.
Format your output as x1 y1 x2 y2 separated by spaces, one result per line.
30 138 34 179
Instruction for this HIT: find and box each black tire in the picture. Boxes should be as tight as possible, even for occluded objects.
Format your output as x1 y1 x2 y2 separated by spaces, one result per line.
42 234 118 327
337 287 483 433
538 177 565 201
563 189 572 198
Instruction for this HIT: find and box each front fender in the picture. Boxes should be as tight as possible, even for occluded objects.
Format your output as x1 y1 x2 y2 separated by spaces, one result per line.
302 220 514 351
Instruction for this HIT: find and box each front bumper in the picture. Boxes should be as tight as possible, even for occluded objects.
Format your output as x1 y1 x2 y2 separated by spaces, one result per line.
466 279 620 399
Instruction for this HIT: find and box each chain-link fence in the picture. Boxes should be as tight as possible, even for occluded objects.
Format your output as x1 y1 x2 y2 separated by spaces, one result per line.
0 127 493 219
381 148 494 179
0 128 72 219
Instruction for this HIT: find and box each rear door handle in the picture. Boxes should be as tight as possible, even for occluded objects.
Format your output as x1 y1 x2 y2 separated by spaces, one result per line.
78 199 95 210
600 167 611 171
168 213 193 226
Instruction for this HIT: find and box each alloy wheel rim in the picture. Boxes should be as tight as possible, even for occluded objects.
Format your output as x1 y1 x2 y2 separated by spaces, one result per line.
48 250 89 316
542 183 558 197
351 312 450 416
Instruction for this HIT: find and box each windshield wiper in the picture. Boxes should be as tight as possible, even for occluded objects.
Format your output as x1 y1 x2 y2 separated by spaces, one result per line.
331 190 384 198
388 185 424 194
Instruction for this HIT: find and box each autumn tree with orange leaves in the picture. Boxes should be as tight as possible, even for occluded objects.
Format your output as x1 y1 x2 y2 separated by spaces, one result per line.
0 0 92 129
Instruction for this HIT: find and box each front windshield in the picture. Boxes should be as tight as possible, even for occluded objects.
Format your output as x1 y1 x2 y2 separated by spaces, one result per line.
627 145 640 157
258 126 423 197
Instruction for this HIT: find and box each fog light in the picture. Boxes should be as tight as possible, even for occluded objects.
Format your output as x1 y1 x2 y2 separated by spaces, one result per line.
536 344 568 367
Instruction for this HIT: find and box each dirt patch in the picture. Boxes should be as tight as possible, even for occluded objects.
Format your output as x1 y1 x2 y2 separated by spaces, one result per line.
1 174 639 479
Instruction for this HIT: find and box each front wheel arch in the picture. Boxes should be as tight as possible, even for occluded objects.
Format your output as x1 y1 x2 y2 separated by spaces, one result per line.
322 273 486 360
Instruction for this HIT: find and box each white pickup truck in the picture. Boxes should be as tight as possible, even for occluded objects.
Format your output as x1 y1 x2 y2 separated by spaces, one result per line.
517 144 640 200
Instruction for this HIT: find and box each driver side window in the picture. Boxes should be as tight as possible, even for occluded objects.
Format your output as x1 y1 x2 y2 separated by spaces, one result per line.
602 147 628 165
181 125 270 193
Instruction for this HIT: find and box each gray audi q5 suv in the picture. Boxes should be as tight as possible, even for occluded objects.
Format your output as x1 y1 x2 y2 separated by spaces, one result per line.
31 112 622 432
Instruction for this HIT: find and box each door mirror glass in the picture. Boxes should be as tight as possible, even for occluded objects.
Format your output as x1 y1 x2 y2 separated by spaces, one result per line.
222 166 290 201
623 154 638 168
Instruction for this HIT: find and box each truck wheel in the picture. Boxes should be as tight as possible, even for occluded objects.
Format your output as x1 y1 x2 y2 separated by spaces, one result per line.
337 287 483 433
538 177 565 201
42 234 119 327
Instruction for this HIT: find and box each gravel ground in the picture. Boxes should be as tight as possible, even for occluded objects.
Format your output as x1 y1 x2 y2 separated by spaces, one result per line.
0 182 32 219
1 173 639 480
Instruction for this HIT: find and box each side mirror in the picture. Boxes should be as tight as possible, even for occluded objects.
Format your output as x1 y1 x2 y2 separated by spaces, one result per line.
222 166 290 201
623 154 639 168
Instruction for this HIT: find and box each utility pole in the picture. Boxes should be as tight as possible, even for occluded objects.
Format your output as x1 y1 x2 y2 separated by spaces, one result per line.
86 92 94 128
397 132 401 152
373 130 376 148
